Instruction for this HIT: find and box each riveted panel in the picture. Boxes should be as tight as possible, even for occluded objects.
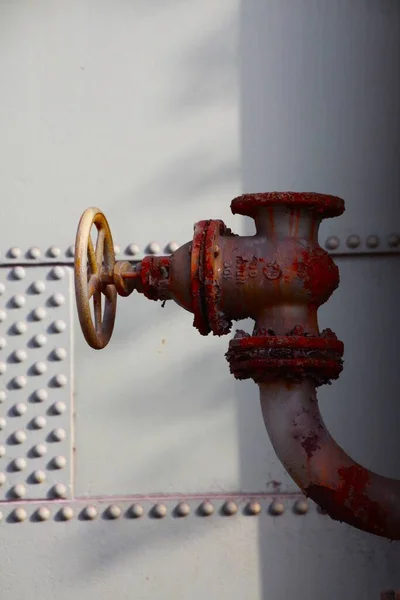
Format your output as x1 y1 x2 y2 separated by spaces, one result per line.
0 266 73 500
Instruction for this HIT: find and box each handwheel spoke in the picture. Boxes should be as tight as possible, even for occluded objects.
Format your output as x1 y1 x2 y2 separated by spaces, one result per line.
87 236 98 274
93 290 102 333
103 284 114 302
96 228 105 268
88 274 100 299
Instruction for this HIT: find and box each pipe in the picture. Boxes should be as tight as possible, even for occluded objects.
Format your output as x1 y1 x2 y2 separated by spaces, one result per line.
259 380 400 539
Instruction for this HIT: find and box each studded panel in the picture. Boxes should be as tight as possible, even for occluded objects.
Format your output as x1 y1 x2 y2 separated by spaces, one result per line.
0 266 73 501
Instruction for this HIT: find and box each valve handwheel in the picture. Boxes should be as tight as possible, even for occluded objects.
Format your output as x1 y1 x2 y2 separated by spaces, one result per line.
74 207 117 349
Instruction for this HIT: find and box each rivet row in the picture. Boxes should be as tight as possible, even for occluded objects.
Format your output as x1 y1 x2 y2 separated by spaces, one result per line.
325 233 400 251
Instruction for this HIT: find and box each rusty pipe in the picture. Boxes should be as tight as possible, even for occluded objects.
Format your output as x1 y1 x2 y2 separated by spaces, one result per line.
259 380 400 539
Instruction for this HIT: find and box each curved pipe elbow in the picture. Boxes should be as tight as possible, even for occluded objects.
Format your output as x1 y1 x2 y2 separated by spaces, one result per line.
259 381 400 540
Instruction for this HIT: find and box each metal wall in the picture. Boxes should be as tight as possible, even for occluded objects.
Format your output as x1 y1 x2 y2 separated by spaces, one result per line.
0 1 399 598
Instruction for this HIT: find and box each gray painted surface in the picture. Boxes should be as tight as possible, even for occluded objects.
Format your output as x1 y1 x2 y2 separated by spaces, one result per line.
0 0 399 598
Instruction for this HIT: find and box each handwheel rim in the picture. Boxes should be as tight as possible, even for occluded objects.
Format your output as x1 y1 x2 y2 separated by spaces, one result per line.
74 207 117 349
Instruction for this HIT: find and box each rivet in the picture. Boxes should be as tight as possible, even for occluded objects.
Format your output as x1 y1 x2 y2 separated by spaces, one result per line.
113 245 121 255
222 500 237 516
32 307 47 321
199 501 214 516
346 234 361 249
8 247 22 259
32 416 46 429
52 483 67 498
27 247 41 259
0 417 6 430
325 236 340 250
269 500 285 516
49 293 65 307
0 390 7 402
293 499 309 515
82 505 97 520
52 347 67 361
51 427 66 441
51 401 66 415
32 361 47 375
13 321 28 334
12 429 27 444
11 294 26 308
0 310 7 322
66 245 75 258
59 506 74 520
47 246 61 258
11 266 26 280
366 234 379 249
0 282 5 295
12 458 27 471
32 333 47 347
11 483 26 498
33 388 48 402
106 505 121 519
52 374 68 387
51 320 66 333
175 502 190 517
165 241 179 253
31 280 46 294
0 445 5 458
32 469 46 483
0 362 7 374
32 443 47 457
387 233 400 248
12 507 27 522
12 349 27 362
129 503 144 518
50 266 65 280
52 455 67 469
13 402 28 416
0 337 6 350
125 243 140 256
0 512 2 521
0 472 6 485
147 242 160 255
152 503 167 518
36 507 51 521
12 375 27 389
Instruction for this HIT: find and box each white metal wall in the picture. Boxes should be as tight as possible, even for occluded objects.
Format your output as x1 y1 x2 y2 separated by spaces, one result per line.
0 1 399 598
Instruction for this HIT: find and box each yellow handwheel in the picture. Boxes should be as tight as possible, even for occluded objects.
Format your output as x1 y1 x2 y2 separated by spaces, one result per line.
74 208 117 349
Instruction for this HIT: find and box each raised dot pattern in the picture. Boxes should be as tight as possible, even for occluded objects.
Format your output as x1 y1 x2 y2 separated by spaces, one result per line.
0 265 71 501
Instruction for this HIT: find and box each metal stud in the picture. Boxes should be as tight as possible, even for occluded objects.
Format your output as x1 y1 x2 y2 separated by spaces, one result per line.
32 443 47 457
49 293 65 307
12 429 27 444
325 236 340 251
47 246 61 258
0 283 5 295
51 427 66 442
11 266 26 280
32 307 47 321
129 503 144 518
12 375 27 389
27 247 41 259
52 347 67 361
0 446 5 458
32 334 47 347
0 472 6 485
13 402 28 416
125 243 140 256
59 506 74 521
0 310 7 323
165 241 179 253
175 502 190 517
12 507 27 522
366 234 379 249
32 470 46 484
0 390 7 402
0 417 6 430
8 247 22 259
346 234 361 249
51 401 66 415
0 362 7 374
269 500 285 516
32 388 48 402
293 499 309 515
199 501 214 516
52 483 67 498
82 505 98 520
106 505 121 519
32 361 47 375
50 266 65 280
12 458 27 471
52 374 67 387
152 503 167 518
13 321 28 335
0 337 6 349
12 349 27 363
31 280 46 294
51 320 66 333
11 294 26 308
11 483 26 499
387 233 400 248
36 507 51 521
222 500 238 516
66 245 75 258
146 242 160 255
32 416 46 429
113 245 121 255
52 455 67 469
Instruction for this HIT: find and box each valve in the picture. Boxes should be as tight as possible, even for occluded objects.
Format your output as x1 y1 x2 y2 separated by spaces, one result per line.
74 192 400 541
